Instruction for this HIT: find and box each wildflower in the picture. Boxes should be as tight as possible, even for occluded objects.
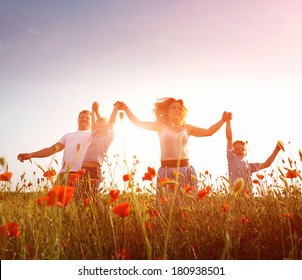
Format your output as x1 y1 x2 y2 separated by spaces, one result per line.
43 168 56 180
253 179 260 184
184 184 193 194
0 222 20 238
83 197 90 206
161 196 168 204
68 173 81 186
36 186 75 207
285 169 299 179
241 215 248 224
197 186 211 200
277 140 285 151
147 208 159 219
0 171 12 182
142 167 156 181
222 203 229 213
145 221 151 233
136 187 142 192
256 174 264 180
109 189 120 203
282 213 292 219
113 202 130 218
123 173 132 182
205 170 209 175
77 169 86 176
231 178 244 193
116 248 130 260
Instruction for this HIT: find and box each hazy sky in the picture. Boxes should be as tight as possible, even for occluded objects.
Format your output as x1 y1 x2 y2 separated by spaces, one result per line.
1 0 302 190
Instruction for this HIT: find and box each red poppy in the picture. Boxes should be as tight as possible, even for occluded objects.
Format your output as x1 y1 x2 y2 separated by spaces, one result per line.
147 208 159 219
161 196 168 204
109 189 120 203
0 172 12 182
286 169 299 179
222 203 229 213
142 172 153 181
253 179 260 184
282 213 291 219
123 174 132 182
197 186 211 200
0 222 20 238
43 169 56 180
116 248 130 260
184 184 193 194
241 215 248 224
36 186 75 207
113 202 130 218
83 197 90 206
68 173 81 186
256 174 264 180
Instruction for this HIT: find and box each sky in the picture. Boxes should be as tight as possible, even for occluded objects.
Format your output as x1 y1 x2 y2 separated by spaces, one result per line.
1 0 302 191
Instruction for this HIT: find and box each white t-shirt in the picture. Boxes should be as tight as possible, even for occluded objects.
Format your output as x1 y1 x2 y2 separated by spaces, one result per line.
58 130 92 173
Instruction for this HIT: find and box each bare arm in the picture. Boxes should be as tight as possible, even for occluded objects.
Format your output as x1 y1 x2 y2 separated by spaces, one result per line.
17 142 64 162
188 112 232 137
92 102 101 131
120 102 162 131
260 142 283 169
108 102 120 129
226 120 233 150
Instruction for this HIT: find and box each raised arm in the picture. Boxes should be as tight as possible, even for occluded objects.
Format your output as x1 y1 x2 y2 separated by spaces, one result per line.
260 141 284 169
226 119 233 150
119 102 162 131
17 142 64 163
108 102 121 129
187 111 232 137
92 102 101 131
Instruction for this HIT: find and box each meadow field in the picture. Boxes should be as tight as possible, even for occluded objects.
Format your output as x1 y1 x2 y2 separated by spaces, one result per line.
0 153 302 260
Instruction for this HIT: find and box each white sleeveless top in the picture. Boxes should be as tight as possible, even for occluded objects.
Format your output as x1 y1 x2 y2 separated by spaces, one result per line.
159 127 189 160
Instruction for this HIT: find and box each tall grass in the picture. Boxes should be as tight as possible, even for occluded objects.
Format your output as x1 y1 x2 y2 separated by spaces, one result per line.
1 153 302 260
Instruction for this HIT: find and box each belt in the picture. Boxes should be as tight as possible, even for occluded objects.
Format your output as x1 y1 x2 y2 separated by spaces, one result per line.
82 161 101 168
161 159 189 168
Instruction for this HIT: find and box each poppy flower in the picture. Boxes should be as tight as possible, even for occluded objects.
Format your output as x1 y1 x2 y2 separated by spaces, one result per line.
161 196 168 203
0 172 12 182
241 216 248 224
0 222 20 238
37 186 75 207
256 174 264 180
68 173 81 186
285 169 299 179
116 248 130 260
123 173 132 182
43 169 56 180
253 179 260 184
109 189 120 203
282 213 291 219
113 202 130 218
83 197 90 206
222 203 229 213
197 187 211 200
184 184 193 194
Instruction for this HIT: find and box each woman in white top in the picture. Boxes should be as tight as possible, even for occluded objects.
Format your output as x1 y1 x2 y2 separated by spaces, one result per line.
120 97 232 199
